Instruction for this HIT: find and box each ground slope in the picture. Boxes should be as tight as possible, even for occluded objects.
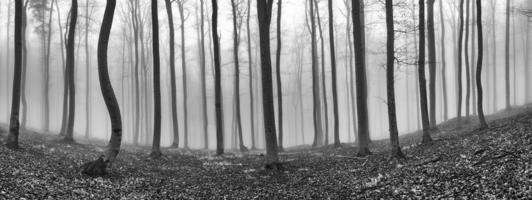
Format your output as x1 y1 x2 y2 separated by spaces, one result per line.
0 108 531 199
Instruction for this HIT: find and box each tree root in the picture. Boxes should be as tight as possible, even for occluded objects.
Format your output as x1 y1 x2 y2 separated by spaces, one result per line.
80 156 108 177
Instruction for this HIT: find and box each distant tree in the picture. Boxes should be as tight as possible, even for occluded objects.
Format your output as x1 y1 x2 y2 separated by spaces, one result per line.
20 0 29 129
475 0 487 128
5 0 23 149
418 0 432 143
310 0 323 147
257 0 279 165
81 0 123 176
212 0 224 155
385 0 404 158
199 0 209 149
457 0 464 119
504 0 510 109
352 0 371 155
176 0 189 149
328 0 340 147
150 0 163 158
275 0 284 151
246 0 256 150
56 0 68 137
439 0 448 121
127 0 141 145
84 0 95 138
63 0 78 143
165 0 179 148
4 0 12 118
315 0 329 145
490 0 497 112
427 0 437 128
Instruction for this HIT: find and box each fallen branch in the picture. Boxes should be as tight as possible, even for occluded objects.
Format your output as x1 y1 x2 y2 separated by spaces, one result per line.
414 156 441 167
472 152 511 167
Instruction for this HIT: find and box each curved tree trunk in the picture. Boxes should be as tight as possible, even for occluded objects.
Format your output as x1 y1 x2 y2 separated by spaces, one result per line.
165 0 179 148
5 0 23 149
64 0 78 143
275 0 283 151
150 0 163 158
457 0 465 119
476 0 487 128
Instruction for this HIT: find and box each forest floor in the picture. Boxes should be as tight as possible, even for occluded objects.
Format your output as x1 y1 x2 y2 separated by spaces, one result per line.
0 107 531 199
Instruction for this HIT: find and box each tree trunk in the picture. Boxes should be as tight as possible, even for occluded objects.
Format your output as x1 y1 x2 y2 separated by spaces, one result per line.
246 0 256 150
43 0 54 132
275 0 284 151
457 0 464 119
465 0 470 117
131 0 141 145
491 0 497 112
504 0 510 109
64 0 78 143
56 0 68 136
231 0 248 152
165 0 179 148
4 0 12 121
200 0 209 149
5 0 22 149
418 0 432 143
177 0 188 149
150 0 162 158
352 0 371 155
385 0 404 158
310 0 323 147
84 0 91 137
439 0 448 121
211 0 224 155
471 0 477 115
328 0 340 147
315 0 329 146
475 0 487 128
257 0 279 165
427 0 437 128
20 1 28 129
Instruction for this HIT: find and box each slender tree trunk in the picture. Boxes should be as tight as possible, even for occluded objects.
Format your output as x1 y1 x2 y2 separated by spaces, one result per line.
504 0 510 109
465 0 471 117
275 0 284 151
439 0 448 121
385 0 404 158
418 0 432 143
525 18 530 102
315 0 329 145
4 0 12 120
310 0 323 147
328 0 340 147
257 0 279 165
491 0 497 111
352 0 371 155
200 0 209 149
471 0 477 115
150 0 162 158
177 0 188 149
165 0 179 148
476 0 487 128
457 0 464 119
427 0 437 128
20 1 28 129
131 1 141 145
64 0 78 142
84 0 91 137
5 0 22 149
246 0 256 150
211 0 224 155
57 0 68 136
231 0 248 152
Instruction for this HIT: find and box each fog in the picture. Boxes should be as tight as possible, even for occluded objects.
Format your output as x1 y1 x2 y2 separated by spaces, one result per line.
0 0 530 150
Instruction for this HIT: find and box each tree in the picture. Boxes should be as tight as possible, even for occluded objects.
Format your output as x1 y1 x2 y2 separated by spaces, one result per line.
457 0 464 119
418 0 432 143
63 0 78 143
20 0 29 129
385 0 404 158
246 0 256 150
352 0 371 155
231 0 248 152
165 0 179 148
439 0 448 121
199 0 209 149
328 0 340 147
504 0 510 109
315 0 329 145
427 0 437 128
275 0 284 151
310 0 323 147
5 0 23 149
81 0 122 176
56 0 68 137
476 0 487 128
151 0 163 158
465 0 471 117
257 0 279 165
176 0 189 149
212 0 224 155
84 0 95 138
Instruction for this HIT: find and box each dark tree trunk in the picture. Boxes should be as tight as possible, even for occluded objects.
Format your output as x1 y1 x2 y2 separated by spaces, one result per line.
504 0 510 109
315 0 329 145
150 0 162 158
64 0 78 143
457 0 464 119
476 0 487 128
257 0 279 165
465 0 471 117
81 0 122 176
328 0 340 147
231 0 248 152
5 0 23 149
418 0 432 143
165 0 179 148
352 0 371 155
385 0 404 158
212 0 224 155
56 0 68 136
439 0 448 121
275 0 284 151
177 0 188 149
427 0 437 128
246 0 256 150
310 0 323 147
